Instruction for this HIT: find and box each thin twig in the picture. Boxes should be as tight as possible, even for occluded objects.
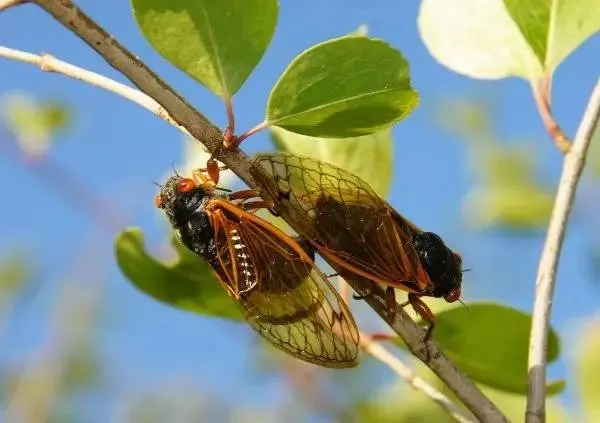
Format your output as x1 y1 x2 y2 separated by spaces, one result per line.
526 77 600 423
0 45 192 139
361 334 475 423
531 76 571 154
19 1 507 420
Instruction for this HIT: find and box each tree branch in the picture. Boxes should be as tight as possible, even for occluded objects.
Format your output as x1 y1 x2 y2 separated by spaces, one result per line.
526 78 600 423
350 281 506 422
361 333 475 423
30 0 256 184
21 0 507 420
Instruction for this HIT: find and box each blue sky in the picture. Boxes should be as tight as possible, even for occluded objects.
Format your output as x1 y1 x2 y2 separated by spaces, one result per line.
1 0 599 420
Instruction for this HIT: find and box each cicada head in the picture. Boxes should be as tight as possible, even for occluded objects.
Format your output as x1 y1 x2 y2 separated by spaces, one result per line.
155 175 217 258
412 232 462 303
156 176 212 220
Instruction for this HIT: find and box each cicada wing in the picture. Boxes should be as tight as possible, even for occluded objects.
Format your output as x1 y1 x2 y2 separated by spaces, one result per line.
251 153 429 291
208 200 360 368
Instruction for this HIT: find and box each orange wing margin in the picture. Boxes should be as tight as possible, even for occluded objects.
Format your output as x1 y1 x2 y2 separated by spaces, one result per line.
204 198 360 368
250 153 432 292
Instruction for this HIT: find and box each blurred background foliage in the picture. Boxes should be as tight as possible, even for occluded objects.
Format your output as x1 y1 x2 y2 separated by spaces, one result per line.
1 0 600 421
1 88 598 422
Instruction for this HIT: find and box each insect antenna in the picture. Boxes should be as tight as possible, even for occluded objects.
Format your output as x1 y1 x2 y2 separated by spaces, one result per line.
458 298 471 315
215 186 232 193
171 162 180 177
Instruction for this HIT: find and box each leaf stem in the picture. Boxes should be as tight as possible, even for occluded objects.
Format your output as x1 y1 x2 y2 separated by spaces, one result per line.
235 120 270 145
531 76 571 154
526 77 600 423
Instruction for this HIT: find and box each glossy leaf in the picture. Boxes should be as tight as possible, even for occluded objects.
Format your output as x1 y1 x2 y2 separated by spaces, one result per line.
115 227 243 320
267 35 418 137
132 0 277 98
418 0 600 80
575 318 600 422
394 302 563 395
270 127 394 198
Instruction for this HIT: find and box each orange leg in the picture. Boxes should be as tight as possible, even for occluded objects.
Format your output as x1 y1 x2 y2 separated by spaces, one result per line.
195 159 229 185
192 169 216 191
407 293 436 361
229 189 260 201
369 332 396 342
352 285 396 314
206 159 220 185
385 286 398 313
240 200 275 211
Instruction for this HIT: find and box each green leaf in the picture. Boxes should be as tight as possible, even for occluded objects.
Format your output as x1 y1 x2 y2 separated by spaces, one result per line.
0 93 71 156
465 184 553 230
464 145 553 230
270 127 394 198
115 227 243 320
575 318 600 422
0 252 32 300
504 0 600 72
418 0 600 80
394 302 563 395
132 0 277 98
266 35 419 137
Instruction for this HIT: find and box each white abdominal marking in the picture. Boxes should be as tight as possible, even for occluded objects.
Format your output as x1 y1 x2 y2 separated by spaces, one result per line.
230 229 255 292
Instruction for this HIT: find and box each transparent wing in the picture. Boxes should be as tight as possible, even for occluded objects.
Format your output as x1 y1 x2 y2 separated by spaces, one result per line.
251 152 430 291
208 200 360 368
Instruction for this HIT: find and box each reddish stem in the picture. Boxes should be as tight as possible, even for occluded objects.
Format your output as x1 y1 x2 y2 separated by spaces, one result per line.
234 120 270 147
532 76 571 154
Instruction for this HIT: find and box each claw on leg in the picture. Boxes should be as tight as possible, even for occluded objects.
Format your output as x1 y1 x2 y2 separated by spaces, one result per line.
352 286 374 301
385 286 398 313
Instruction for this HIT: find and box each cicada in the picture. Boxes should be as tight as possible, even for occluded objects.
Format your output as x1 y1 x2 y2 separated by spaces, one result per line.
249 152 464 337
154 162 360 368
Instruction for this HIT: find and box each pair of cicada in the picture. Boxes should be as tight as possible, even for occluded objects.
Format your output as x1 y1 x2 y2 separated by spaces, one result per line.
155 153 463 368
